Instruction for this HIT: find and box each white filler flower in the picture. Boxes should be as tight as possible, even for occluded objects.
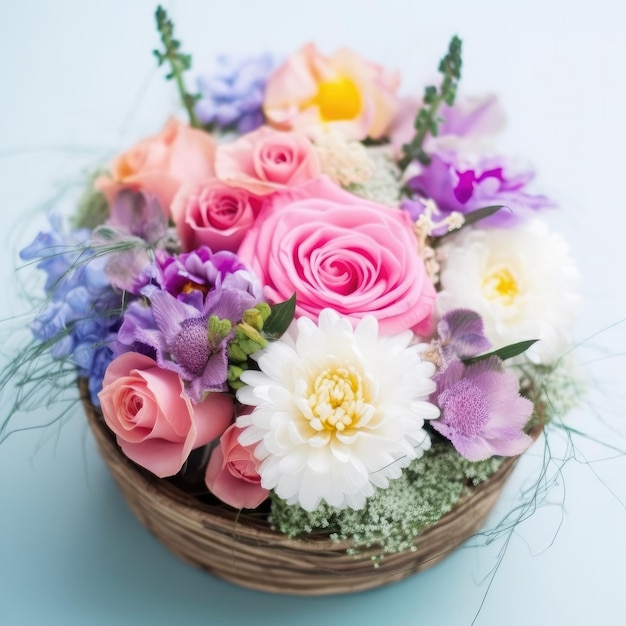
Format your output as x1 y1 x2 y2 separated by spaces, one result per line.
437 219 580 364
237 309 439 511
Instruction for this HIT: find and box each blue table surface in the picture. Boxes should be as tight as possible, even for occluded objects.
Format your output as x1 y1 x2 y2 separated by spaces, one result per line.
1 1 625 625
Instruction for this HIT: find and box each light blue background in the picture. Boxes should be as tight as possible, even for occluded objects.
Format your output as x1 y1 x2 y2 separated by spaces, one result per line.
1 1 625 625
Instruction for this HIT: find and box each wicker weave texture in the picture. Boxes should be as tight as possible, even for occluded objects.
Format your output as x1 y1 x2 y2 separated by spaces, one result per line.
82 384 519 595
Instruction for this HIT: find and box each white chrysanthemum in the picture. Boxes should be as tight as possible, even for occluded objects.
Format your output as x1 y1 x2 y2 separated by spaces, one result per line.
236 309 439 512
437 219 580 364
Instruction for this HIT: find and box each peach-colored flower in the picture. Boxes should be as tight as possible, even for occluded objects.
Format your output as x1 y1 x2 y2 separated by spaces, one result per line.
205 421 269 509
214 126 321 196
98 352 233 477
171 179 260 253
96 118 217 217
263 43 399 141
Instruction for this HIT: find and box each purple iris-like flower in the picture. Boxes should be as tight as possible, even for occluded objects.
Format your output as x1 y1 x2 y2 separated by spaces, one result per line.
402 152 554 233
154 247 263 305
107 189 168 245
401 93 553 233
117 287 247 403
430 356 533 461
195 53 275 133
116 246 264 402
94 190 170 294
436 308 492 364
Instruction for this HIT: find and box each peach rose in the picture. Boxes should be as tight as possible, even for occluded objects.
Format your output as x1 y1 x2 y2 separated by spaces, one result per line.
214 126 321 196
204 422 268 509
98 352 233 477
171 179 260 253
96 117 217 217
263 43 399 141
238 177 436 336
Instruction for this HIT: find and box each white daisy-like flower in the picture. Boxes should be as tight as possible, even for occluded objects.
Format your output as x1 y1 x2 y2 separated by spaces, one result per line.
236 309 439 512
437 218 580 364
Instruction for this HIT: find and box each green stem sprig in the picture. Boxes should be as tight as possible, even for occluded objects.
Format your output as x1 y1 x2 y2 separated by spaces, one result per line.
153 5 201 128
400 35 463 170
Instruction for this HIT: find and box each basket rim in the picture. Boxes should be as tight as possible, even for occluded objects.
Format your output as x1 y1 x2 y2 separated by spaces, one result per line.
80 378 536 550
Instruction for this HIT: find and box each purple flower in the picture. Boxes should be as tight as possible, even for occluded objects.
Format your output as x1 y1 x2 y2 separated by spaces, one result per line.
154 247 263 305
403 152 553 232
117 288 248 403
20 215 122 404
436 309 492 363
195 53 275 133
430 357 533 461
115 246 264 402
107 189 168 244
400 94 553 233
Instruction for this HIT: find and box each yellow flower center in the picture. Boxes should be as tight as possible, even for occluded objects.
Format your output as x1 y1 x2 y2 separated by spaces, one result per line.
307 365 369 432
309 77 362 122
482 267 520 305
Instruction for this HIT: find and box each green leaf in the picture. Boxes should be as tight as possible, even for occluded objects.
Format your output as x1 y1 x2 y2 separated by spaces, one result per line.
463 339 539 365
262 294 296 339
462 204 506 227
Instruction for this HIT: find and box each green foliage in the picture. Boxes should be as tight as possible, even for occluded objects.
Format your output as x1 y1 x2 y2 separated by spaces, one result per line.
464 339 539 365
71 172 109 230
400 35 463 170
269 440 503 556
153 5 201 127
262 294 296 339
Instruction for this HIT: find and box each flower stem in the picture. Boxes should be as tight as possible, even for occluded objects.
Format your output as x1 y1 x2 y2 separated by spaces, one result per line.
153 6 201 128
399 35 463 170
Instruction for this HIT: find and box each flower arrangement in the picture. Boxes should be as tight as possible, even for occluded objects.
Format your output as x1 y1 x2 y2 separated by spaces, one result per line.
5 6 582 584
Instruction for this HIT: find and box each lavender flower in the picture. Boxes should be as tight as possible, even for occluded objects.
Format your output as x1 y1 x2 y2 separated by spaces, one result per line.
93 190 170 294
115 246 264 402
430 356 533 461
20 215 122 404
154 246 263 306
403 153 553 232
436 309 492 363
195 53 275 133
106 189 168 245
401 94 553 233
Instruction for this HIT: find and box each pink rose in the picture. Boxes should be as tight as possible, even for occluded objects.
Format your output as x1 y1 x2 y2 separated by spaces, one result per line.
263 43 399 141
171 179 260 253
98 352 233 478
214 126 321 196
238 178 436 335
205 422 269 509
96 117 217 217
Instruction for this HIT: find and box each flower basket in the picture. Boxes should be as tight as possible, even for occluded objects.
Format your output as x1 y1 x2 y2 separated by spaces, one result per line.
2 7 580 601
82 378 535 595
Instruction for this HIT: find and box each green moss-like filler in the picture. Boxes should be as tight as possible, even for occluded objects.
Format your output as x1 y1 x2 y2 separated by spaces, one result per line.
519 356 584 429
269 440 503 555
71 170 109 230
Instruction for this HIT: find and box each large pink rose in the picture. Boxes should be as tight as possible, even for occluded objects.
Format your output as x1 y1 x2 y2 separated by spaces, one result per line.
171 179 260 253
263 43 399 141
96 117 217 217
238 178 436 335
214 126 321 196
98 352 233 478
204 422 269 509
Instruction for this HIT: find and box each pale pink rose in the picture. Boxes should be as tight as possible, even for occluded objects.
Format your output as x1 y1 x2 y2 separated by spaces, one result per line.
205 422 269 509
96 117 217 217
98 352 233 478
214 126 321 196
171 179 260 253
238 177 436 335
263 43 399 141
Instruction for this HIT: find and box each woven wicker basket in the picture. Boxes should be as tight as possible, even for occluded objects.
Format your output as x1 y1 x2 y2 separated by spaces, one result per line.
81 380 527 595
